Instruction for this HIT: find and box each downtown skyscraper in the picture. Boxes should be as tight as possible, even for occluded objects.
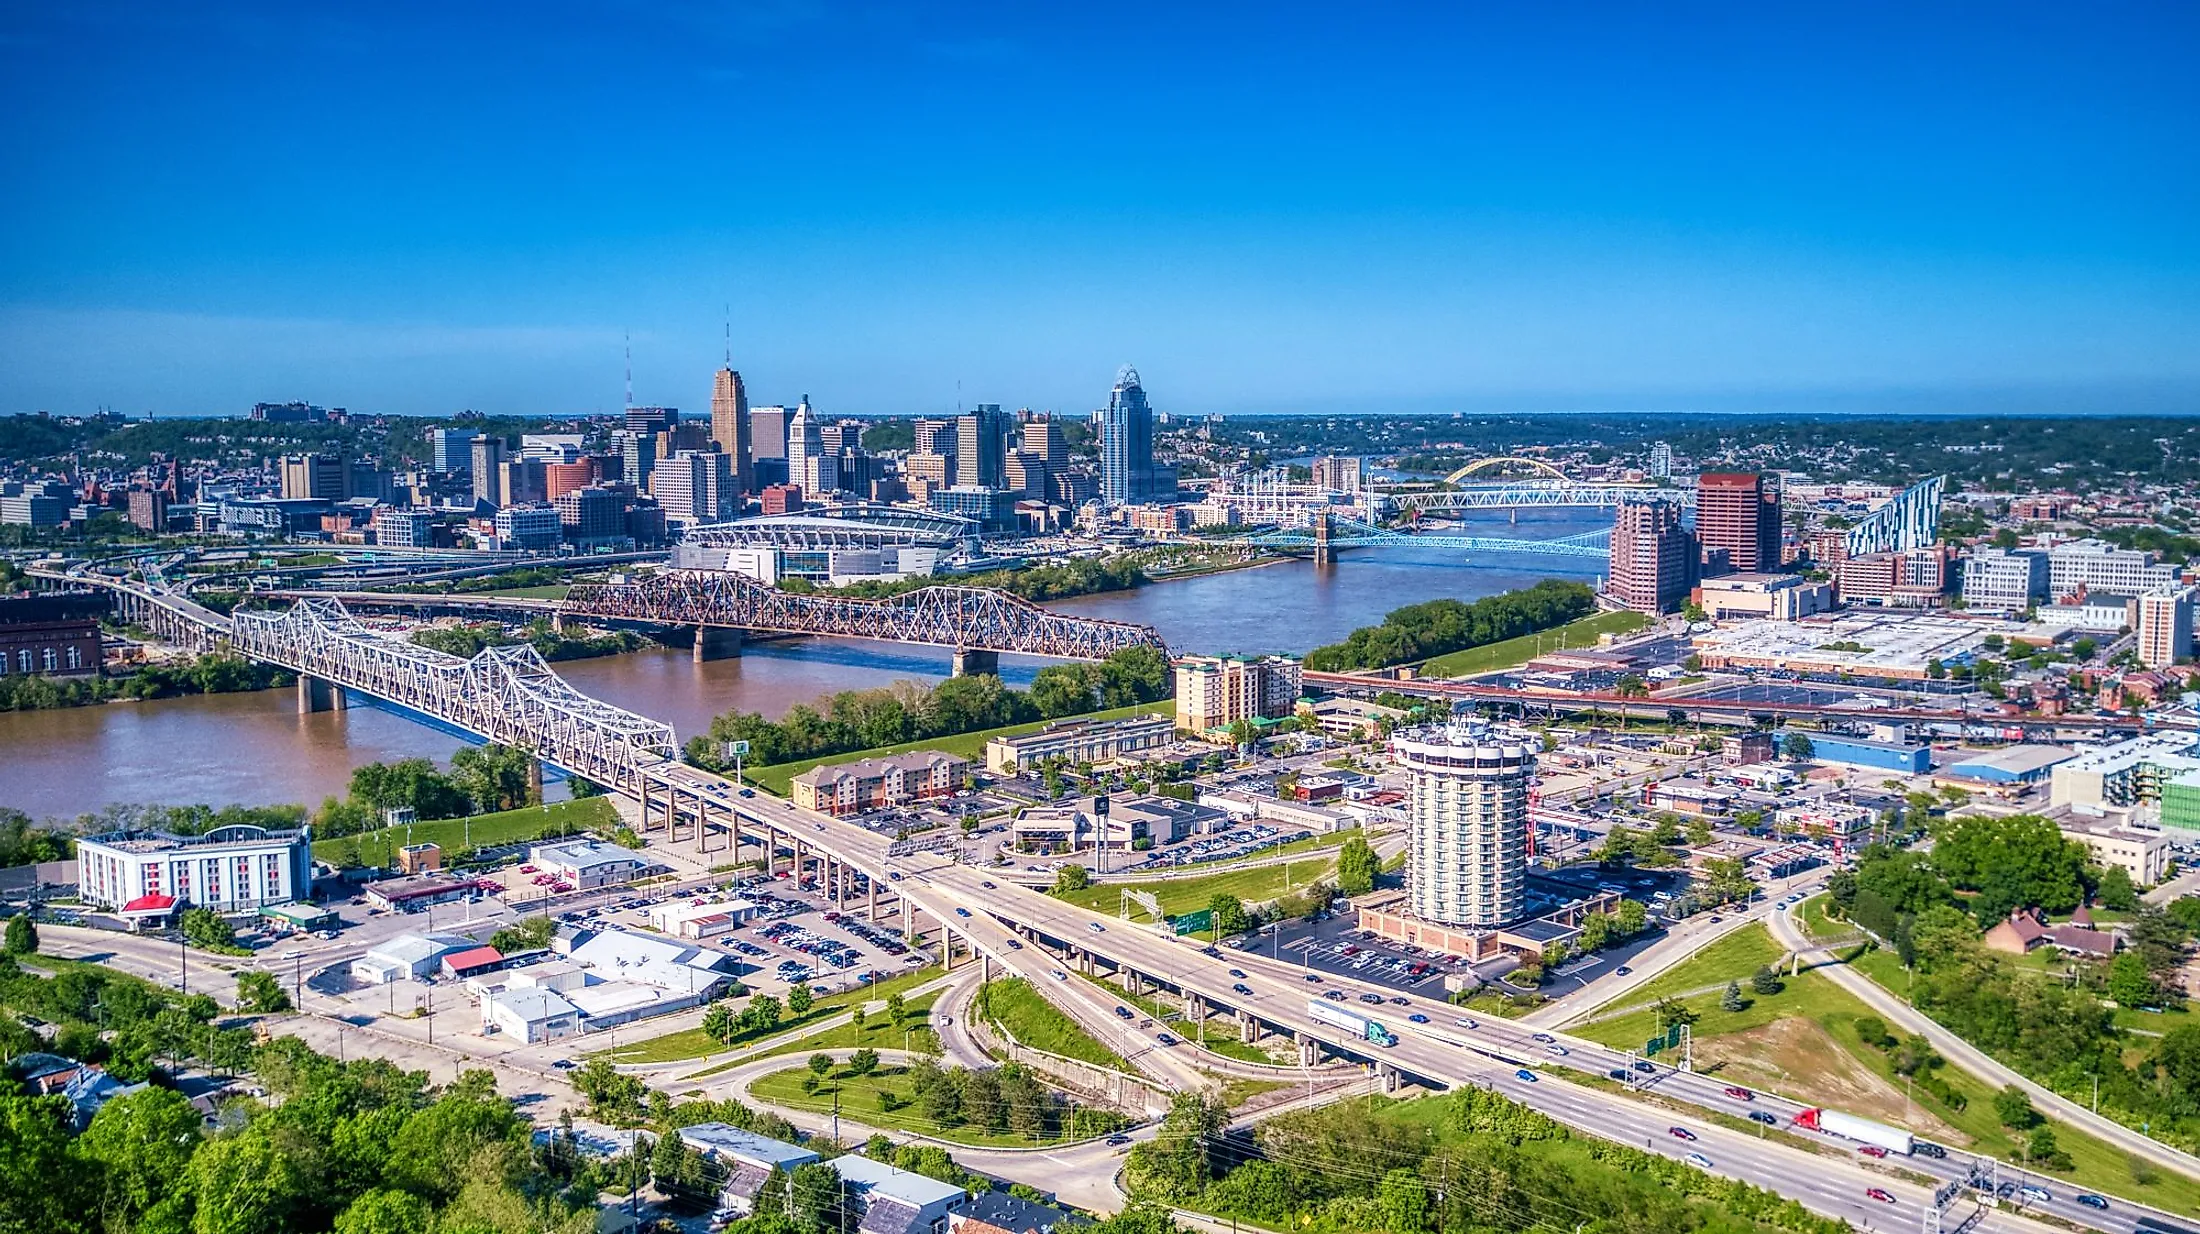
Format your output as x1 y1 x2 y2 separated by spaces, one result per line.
1098 365 1158 504
710 365 753 498
1696 472 1783 574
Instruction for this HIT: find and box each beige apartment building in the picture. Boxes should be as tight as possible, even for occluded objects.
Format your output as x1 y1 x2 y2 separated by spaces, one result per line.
1172 654 1302 735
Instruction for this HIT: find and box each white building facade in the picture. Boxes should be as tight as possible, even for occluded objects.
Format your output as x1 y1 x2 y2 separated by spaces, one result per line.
76 824 313 913
1392 726 1533 929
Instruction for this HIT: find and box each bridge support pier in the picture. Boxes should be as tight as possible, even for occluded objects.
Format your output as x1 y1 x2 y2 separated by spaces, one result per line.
296 675 346 713
1296 1032 1317 1067
692 626 744 662
1377 1064 1400 1094
1312 511 1333 566
950 648 999 677
1240 1011 1259 1043
527 759 543 807
867 881 878 923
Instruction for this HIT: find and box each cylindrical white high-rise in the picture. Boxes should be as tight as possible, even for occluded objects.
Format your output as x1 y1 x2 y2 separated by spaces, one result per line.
1392 726 1534 928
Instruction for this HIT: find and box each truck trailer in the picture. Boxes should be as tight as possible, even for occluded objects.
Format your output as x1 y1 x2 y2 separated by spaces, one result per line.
1305 998 1397 1047
1795 1107 1914 1156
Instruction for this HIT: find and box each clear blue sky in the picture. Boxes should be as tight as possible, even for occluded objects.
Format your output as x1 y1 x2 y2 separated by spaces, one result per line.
2 2 2195 418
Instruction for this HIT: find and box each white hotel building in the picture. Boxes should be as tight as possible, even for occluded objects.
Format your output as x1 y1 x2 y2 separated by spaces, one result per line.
77 824 314 917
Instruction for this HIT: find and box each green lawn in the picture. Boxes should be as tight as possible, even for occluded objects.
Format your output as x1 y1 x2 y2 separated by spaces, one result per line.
1576 928 2200 1216
596 965 944 1064
1058 856 1337 921
978 977 1130 1071
311 796 616 866
1583 923 1788 1018
746 701 1174 795
1418 610 1651 678
747 1063 1097 1147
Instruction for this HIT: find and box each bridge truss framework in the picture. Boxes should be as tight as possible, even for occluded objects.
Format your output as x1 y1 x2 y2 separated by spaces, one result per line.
562 569 1169 660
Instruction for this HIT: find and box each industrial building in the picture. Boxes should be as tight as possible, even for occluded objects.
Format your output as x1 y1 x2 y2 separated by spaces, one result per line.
1694 573 1833 622
351 932 474 984
1689 612 2013 680
826 1154 969 1234
529 840 651 890
1784 731 1931 775
1940 745 2077 787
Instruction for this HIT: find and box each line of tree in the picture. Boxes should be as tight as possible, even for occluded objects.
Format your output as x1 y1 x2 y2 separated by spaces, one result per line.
1123 1088 1848 1234
1827 822 2200 1152
408 618 642 663
0 650 290 712
311 744 543 839
784 553 1149 604
1301 579 1597 672
685 645 1171 771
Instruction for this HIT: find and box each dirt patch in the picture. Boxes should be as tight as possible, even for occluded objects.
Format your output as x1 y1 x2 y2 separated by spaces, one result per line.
1700 1016 1968 1146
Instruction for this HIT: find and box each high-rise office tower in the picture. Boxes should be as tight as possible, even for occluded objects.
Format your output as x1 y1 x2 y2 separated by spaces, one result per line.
786 401 839 496
279 453 348 501
429 428 474 473
623 406 675 436
912 418 958 456
469 436 507 506
955 404 1010 489
749 406 790 460
497 458 547 507
615 431 656 490
1607 501 1697 614
1098 365 1156 504
1695 472 1782 574
649 450 735 525
2138 588 2196 669
1310 455 1363 493
1024 416 1065 467
1395 725 1533 929
711 366 753 496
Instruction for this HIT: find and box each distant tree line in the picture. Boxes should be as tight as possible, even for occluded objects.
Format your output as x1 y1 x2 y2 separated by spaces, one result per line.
0 651 290 712
1302 580 1596 672
686 645 1171 771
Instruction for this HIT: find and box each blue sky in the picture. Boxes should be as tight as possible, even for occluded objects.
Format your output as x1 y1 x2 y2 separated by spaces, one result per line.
1 2 2195 418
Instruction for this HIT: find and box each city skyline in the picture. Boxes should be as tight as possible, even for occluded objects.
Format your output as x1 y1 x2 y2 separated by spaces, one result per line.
2 3 2197 418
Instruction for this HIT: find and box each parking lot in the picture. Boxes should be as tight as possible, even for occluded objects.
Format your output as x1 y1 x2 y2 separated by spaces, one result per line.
565 875 925 999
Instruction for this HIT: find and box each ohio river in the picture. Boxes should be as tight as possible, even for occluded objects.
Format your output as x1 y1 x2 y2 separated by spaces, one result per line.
0 509 1604 818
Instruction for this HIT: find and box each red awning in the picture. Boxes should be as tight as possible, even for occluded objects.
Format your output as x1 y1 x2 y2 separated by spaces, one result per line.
120 893 177 914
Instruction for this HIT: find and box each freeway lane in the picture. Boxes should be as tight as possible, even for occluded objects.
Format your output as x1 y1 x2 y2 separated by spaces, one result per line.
646 756 2178 1232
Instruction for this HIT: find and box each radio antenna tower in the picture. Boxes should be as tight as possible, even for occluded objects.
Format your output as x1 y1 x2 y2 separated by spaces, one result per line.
724 305 732 366
623 331 634 408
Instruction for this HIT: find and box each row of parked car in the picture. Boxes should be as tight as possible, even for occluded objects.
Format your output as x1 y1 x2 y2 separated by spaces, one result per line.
822 910 909 957
757 919 862 969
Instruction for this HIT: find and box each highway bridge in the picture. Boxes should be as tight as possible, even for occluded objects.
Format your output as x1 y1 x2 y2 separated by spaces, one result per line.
34 567 2181 1231
1391 481 1691 513
562 569 1168 671
1204 511 1611 560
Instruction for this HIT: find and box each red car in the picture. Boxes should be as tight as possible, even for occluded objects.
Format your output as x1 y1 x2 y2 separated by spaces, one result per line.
1724 1085 1754 1101
1857 1145 1889 1159
1667 1127 1696 1142
1865 1189 1895 1205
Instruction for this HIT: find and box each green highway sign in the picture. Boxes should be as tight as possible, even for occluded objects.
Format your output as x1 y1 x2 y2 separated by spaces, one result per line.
1168 909 1214 936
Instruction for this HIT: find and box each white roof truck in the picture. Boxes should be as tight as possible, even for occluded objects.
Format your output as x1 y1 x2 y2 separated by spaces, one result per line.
1795 1107 1913 1156
1305 998 1398 1047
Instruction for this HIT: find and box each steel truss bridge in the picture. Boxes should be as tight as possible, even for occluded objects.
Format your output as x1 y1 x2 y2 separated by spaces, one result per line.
1391 482 1692 513
231 598 679 790
1213 512 1611 559
33 571 2200 1220
562 569 1167 660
